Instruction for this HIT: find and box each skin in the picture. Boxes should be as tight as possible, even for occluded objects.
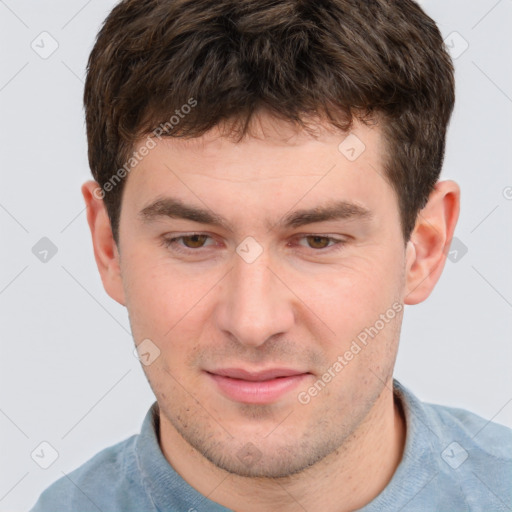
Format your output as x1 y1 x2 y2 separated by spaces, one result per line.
82 111 460 512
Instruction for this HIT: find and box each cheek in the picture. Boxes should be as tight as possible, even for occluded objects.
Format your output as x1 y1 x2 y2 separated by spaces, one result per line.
122 252 218 342
299 254 404 376
122 253 175 337
309 257 399 328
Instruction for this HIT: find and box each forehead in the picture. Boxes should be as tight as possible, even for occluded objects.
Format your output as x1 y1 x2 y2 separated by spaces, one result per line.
162 114 384 170
122 114 395 226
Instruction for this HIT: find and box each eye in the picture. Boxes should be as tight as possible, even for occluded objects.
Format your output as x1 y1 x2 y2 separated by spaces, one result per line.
161 233 215 253
293 235 347 252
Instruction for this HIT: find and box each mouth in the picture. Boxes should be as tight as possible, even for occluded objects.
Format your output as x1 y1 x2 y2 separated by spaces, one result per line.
204 367 311 404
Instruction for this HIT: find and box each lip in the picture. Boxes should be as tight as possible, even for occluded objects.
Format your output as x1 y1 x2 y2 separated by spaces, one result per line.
205 368 311 404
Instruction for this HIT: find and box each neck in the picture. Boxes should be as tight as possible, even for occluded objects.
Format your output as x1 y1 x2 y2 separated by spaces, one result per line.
159 379 406 512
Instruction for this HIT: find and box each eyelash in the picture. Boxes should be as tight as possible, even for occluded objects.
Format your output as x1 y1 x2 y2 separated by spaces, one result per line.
160 233 347 255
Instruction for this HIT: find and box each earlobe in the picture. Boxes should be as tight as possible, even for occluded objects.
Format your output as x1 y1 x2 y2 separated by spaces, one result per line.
404 180 460 305
81 180 126 306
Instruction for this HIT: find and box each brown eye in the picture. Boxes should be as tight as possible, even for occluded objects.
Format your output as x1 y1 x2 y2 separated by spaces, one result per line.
305 235 332 249
180 234 209 248
292 234 347 254
161 233 215 254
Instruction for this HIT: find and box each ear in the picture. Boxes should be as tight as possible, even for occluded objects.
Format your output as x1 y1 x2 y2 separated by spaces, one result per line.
404 180 460 305
81 180 126 306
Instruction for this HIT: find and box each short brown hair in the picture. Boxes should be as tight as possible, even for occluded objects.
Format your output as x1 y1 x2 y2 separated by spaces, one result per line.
84 0 455 244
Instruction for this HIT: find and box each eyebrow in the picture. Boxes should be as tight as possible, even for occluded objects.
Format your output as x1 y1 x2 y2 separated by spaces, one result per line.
138 197 373 231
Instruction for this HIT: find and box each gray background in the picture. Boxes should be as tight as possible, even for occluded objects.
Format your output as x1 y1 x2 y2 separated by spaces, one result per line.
1 0 511 510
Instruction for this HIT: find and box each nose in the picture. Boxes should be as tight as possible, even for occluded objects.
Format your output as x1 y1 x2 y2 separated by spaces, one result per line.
214 246 296 348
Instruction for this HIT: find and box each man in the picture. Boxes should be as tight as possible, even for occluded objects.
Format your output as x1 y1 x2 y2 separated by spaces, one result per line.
30 0 512 511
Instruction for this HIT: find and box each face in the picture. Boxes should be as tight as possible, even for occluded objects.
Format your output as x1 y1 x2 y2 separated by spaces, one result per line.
116 114 409 478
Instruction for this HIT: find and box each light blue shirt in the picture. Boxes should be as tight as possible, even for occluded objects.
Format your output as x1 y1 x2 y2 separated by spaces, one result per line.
29 379 512 511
